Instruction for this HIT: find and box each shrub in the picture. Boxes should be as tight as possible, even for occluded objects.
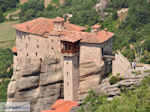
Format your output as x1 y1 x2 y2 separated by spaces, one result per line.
109 76 120 85
116 73 120 76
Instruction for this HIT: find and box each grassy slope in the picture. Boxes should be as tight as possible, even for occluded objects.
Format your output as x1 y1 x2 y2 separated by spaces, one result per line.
0 21 17 102
0 21 18 48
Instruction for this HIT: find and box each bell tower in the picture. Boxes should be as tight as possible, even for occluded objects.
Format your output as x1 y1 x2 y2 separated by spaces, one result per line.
60 33 81 101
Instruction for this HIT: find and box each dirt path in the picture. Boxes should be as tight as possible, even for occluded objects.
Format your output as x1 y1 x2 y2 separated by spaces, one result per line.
6 9 21 20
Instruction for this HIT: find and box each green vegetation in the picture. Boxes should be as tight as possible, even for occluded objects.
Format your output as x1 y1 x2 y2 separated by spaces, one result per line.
0 79 10 102
19 0 98 26
0 48 13 78
0 48 13 102
132 71 142 75
109 76 122 85
79 75 150 112
0 0 19 22
19 0 150 64
0 21 17 48
102 0 150 64
0 21 18 41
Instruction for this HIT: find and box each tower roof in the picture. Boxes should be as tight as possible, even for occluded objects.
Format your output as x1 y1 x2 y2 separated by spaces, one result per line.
41 99 78 112
59 32 82 43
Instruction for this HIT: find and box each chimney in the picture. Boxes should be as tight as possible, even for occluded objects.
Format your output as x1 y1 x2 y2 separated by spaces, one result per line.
91 24 102 33
53 17 65 31
66 17 70 23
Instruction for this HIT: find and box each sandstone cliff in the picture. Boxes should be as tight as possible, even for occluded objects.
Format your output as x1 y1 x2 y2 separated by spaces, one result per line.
7 56 105 112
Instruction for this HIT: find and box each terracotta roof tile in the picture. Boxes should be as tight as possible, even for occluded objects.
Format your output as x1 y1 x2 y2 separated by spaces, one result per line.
79 30 114 44
41 99 78 112
14 17 114 44
91 24 102 29
59 32 82 43
11 46 17 53
14 17 86 37
14 17 53 36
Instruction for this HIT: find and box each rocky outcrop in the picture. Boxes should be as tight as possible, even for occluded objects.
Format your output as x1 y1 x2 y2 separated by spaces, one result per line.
7 57 63 112
94 0 111 12
8 57 105 112
94 73 150 98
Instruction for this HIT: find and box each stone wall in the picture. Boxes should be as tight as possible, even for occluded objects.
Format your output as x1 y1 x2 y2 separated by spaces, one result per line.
101 38 113 55
16 31 62 60
63 54 79 101
112 52 131 76
80 43 102 66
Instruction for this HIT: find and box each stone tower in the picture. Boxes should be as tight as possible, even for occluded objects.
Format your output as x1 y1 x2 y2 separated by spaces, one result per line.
60 33 81 101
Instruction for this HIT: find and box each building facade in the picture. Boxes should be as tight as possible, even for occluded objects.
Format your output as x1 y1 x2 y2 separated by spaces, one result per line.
13 17 114 101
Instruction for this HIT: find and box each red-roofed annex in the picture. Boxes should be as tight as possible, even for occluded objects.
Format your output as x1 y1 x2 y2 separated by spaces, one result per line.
41 99 78 112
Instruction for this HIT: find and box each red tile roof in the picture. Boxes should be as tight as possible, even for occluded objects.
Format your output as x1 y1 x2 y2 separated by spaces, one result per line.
58 29 114 44
59 32 82 43
91 24 102 29
14 17 86 37
41 99 78 112
14 17 114 44
12 46 17 53
79 30 114 44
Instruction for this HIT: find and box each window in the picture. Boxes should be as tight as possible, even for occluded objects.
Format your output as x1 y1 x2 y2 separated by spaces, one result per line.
27 53 28 57
35 52 37 56
75 43 77 49
67 72 68 75
26 44 28 48
67 83 69 85
37 45 39 48
67 62 68 64
52 47 53 50
67 45 71 50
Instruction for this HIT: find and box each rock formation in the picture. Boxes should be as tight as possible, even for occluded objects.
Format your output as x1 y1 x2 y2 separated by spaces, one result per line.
93 73 150 98
20 0 29 4
7 57 63 112
94 0 112 12
7 56 105 112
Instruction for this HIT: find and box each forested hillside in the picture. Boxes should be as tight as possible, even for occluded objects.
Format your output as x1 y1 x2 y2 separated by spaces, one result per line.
19 0 150 63
0 0 19 22
0 0 149 104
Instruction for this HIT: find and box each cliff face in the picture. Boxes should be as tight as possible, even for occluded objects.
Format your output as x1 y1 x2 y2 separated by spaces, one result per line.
7 56 105 111
7 57 63 112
